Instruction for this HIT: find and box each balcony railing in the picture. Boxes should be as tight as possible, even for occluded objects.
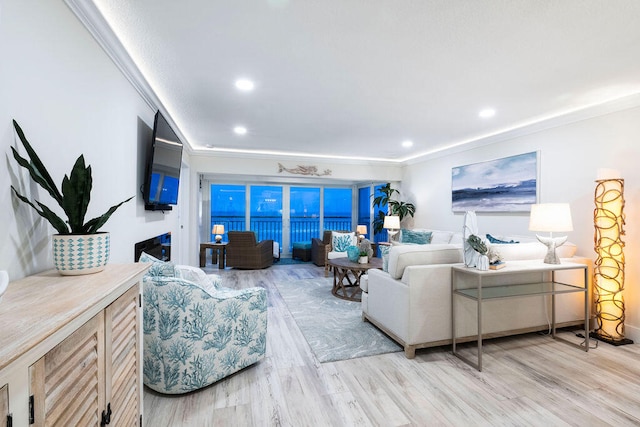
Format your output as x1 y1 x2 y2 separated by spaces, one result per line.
210 216 352 250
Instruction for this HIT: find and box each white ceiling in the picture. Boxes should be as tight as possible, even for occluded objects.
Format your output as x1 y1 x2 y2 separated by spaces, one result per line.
89 0 640 163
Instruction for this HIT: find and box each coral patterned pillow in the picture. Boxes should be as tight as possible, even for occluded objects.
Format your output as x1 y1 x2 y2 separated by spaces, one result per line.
332 232 356 252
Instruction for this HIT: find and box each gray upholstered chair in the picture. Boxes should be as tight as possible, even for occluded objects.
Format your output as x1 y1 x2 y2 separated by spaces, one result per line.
226 231 274 269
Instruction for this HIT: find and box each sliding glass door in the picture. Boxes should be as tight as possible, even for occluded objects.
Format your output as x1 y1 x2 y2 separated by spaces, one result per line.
290 186 320 248
208 182 357 257
250 185 283 249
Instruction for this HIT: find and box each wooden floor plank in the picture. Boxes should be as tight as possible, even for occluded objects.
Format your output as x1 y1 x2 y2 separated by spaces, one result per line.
143 262 640 426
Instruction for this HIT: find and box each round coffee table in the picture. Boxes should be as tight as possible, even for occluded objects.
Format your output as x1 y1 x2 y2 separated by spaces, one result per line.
327 257 383 301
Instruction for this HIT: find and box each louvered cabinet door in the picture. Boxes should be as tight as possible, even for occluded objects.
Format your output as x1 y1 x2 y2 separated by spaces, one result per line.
30 312 105 427
105 284 140 426
0 383 8 427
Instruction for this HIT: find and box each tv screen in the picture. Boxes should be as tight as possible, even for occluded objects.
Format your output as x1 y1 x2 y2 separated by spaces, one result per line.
143 111 183 210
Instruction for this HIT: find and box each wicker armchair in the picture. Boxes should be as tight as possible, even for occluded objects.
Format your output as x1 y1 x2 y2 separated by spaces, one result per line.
226 231 274 269
311 230 356 275
311 230 333 267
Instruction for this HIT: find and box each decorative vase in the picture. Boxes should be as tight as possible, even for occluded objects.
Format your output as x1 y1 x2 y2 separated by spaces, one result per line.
358 256 368 264
346 246 360 262
52 232 110 275
476 254 489 271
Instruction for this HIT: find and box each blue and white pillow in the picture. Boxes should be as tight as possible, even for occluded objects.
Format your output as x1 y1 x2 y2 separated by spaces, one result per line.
486 234 519 244
332 232 356 252
401 229 432 245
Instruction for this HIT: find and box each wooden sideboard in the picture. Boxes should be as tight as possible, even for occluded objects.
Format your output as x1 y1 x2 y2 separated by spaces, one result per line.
0 263 149 426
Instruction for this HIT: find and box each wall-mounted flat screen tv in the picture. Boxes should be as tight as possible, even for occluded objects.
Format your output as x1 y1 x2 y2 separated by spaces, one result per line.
143 111 183 211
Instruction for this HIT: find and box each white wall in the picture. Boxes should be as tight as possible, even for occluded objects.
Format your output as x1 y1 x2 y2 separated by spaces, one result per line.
0 0 182 281
402 106 640 342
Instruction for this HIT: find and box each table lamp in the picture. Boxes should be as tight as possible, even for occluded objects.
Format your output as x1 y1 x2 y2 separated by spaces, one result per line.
383 215 400 243
528 203 573 264
356 225 367 241
212 224 225 243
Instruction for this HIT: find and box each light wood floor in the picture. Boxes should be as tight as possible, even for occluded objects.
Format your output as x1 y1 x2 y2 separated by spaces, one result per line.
143 262 640 426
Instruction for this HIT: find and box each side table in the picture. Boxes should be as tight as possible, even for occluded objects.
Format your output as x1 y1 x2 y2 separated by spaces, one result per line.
452 260 589 371
328 257 383 302
199 242 228 269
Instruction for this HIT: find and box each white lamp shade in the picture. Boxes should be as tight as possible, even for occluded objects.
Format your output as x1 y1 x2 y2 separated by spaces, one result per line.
356 225 367 235
212 224 225 235
383 215 400 230
529 203 573 232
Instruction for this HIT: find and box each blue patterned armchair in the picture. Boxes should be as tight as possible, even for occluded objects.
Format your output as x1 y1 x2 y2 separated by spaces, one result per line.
140 256 267 394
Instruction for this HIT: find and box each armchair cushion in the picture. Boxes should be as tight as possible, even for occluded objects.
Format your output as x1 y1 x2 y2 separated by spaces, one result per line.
142 275 267 394
175 264 222 293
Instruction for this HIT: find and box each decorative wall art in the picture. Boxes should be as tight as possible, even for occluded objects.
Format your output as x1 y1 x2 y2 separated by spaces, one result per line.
278 163 331 176
451 151 538 212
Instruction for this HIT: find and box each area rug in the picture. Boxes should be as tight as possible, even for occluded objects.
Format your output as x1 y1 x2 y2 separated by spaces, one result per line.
275 278 402 362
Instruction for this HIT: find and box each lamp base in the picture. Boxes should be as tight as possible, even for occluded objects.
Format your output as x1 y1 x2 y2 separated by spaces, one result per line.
589 331 634 346
535 234 568 264
215 235 222 243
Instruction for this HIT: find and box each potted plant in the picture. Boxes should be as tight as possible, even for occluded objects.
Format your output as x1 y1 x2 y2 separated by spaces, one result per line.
9 120 133 275
358 250 368 264
372 183 416 235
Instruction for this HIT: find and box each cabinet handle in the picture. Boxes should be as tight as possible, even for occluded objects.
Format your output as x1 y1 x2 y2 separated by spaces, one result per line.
100 403 112 426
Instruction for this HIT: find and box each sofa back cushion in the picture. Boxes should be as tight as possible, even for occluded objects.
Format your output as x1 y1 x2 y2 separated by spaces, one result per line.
387 244 463 279
406 229 462 244
489 241 577 261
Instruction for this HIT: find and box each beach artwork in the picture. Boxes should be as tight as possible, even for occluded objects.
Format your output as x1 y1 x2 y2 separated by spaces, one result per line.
452 152 538 212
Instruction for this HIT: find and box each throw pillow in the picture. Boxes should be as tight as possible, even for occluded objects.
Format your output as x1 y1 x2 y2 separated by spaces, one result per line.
332 232 355 252
486 234 519 244
379 244 391 272
401 229 433 245
139 251 176 277
175 265 220 293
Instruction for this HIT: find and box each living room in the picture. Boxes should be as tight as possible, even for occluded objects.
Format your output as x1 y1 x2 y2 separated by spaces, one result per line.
2 1 640 425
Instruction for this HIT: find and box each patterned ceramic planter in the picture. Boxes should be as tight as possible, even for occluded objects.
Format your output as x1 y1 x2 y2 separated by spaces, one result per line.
52 232 110 275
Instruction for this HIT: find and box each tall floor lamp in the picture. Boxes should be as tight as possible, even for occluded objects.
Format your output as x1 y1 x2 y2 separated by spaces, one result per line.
592 169 633 345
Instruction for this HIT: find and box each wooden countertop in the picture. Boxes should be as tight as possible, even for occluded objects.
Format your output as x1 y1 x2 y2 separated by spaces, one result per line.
0 263 149 372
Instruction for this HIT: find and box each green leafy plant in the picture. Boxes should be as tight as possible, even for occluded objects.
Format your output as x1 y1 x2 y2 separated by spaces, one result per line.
10 120 133 235
467 234 487 254
372 183 416 234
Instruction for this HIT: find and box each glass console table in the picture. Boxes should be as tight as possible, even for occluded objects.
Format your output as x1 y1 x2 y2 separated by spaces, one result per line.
452 260 589 371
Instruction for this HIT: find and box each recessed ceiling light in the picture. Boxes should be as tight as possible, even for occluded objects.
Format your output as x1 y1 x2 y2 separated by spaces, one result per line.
479 108 496 118
233 126 248 135
402 140 413 148
205 144 214 148
235 79 254 91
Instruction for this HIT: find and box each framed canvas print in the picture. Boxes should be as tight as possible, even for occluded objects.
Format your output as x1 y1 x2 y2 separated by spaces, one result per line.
451 151 538 212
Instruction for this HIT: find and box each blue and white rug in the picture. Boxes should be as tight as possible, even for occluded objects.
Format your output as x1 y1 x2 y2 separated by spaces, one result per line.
275 278 402 362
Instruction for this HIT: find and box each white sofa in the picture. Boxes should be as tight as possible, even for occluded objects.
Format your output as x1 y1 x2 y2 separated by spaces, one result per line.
362 230 590 358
